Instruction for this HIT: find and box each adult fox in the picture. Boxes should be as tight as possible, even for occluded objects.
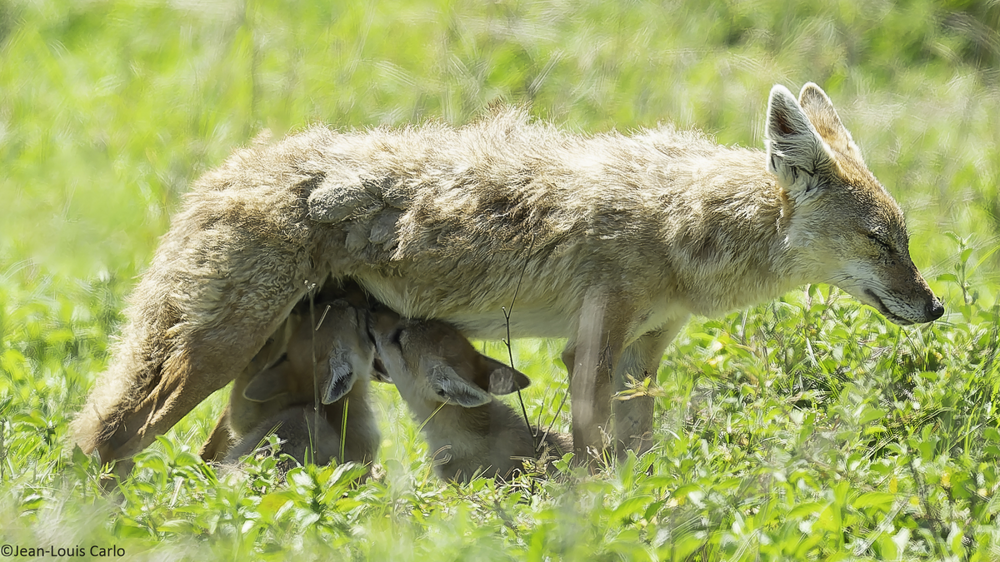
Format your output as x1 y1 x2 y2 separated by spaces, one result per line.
73 83 943 470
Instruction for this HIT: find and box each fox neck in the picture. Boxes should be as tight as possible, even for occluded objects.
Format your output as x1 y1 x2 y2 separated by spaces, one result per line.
652 159 810 317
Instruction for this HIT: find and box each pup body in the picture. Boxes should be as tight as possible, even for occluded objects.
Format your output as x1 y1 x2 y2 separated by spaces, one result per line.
74 84 943 467
371 312 571 482
201 282 380 467
221 405 344 467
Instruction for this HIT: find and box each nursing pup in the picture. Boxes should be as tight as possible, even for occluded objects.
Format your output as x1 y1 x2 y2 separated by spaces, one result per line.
201 281 381 468
370 310 571 482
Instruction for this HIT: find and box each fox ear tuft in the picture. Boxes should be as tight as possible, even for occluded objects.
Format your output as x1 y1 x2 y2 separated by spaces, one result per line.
765 84 833 198
798 83 863 162
798 83 839 123
768 86 810 138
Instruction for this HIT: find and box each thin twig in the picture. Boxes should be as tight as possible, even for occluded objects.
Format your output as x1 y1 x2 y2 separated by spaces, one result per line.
540 389 570 453
340 397 349 464
315 303 332 333
501 236 536 443
310 293 334 464
306 280 320 457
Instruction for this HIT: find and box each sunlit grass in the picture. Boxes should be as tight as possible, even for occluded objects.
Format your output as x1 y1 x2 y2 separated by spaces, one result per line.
3 0 1000 559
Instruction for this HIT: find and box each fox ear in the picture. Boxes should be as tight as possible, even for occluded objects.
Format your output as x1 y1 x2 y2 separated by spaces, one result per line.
322 353 357 404
428 364 492 408
243 363 292 403
481 356 531 395
798 83 864 163
765 84 834 199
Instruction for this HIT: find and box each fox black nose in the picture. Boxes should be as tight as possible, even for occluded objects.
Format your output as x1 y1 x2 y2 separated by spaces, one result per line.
928 299 945 321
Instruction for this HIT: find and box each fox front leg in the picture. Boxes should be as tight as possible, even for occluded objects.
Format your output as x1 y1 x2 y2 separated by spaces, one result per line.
612 316 689 456
562 287 630 467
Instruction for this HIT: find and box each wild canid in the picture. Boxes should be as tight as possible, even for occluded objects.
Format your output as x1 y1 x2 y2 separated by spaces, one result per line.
73 83 943 470
201 280 382 468
369 309 572 482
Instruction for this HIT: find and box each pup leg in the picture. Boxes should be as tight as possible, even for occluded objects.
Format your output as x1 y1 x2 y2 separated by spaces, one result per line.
199 407 233 462
612 317 688 456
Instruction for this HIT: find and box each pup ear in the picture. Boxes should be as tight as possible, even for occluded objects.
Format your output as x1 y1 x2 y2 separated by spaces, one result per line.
765 84 834 199
242 361 293 403
429 363 492 408
481 356 531 395
322 354 357 404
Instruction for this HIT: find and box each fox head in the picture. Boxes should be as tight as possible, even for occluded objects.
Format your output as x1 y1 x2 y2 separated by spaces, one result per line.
765 83 944 325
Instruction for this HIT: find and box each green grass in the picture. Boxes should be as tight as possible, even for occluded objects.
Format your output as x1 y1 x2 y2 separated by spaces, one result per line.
3 0 1000 559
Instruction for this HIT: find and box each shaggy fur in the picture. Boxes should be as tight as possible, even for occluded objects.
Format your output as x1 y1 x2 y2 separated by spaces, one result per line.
73 83 942 467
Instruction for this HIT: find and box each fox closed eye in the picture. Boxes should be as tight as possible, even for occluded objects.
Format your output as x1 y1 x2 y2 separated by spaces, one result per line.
866 232 893 253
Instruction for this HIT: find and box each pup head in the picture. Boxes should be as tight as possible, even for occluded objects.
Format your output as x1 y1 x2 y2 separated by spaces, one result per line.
369 312 530 408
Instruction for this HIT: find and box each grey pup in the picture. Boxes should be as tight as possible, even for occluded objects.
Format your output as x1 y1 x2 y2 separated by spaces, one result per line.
201 281 381 468
369 309 571 482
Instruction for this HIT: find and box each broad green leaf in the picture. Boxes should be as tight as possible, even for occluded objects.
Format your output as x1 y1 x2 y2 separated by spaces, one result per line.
852 492 896 510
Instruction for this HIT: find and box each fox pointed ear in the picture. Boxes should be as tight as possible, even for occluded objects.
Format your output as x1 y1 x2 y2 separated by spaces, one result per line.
243 363 292 403
765 84 833 199
798 83 864 162
798 83 844 132
322 353 357 404
482 356 531 395
429 363 492 408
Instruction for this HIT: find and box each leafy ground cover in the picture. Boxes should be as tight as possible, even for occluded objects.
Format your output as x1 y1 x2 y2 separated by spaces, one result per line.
3 0 1000 559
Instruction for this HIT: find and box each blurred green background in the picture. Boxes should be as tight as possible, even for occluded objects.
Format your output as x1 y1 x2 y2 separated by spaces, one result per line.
3 0 1000 289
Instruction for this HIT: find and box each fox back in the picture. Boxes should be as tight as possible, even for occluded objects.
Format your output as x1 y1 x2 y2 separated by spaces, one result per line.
310 88 942 333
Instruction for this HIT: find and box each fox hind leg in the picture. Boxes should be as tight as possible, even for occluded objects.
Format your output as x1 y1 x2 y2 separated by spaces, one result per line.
87 278 311 470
